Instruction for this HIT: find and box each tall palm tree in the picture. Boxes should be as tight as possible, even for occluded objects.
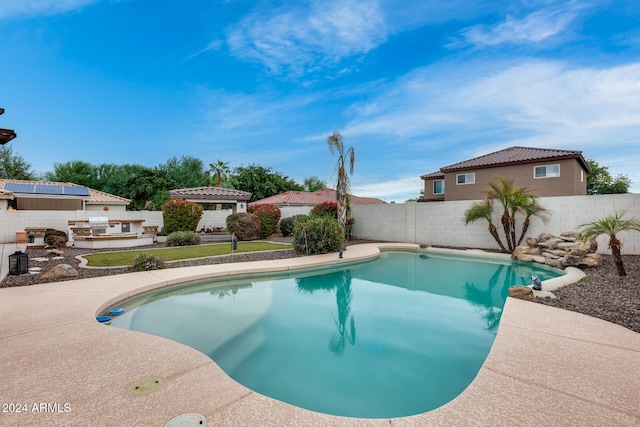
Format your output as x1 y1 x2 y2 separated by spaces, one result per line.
327 132 355 229
208 160 230 187
579 210 640 276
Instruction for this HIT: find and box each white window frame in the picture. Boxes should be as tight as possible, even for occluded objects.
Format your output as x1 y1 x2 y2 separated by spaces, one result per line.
456 173 475 185
534 164 560 179
433 179 445 195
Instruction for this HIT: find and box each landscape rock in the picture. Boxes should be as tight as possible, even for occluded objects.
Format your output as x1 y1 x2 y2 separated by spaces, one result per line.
46 249 65 256
42 264 79 280
579 253 603 268
508 286 533 301
514 231 603 270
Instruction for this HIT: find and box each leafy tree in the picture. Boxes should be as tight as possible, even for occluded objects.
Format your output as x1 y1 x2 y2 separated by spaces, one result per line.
327 131 355 229
579 210 640 276
303 176 326 192
159 156 209 189
463 177 549 253
587 159 631 195
99 163 146 197
208 160 231 187
125 168 175 210
229 164 303 201
44 160 98 188
0 146 37 180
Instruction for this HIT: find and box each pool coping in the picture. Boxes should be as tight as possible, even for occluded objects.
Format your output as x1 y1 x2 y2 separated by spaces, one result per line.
1 243 639 426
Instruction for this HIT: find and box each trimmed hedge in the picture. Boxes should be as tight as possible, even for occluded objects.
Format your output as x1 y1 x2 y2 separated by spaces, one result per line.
166 230 201 246
226 212 260 240
44 229 68 248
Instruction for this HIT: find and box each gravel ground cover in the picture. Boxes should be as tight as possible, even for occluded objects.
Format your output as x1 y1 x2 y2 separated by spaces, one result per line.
2 239 638 334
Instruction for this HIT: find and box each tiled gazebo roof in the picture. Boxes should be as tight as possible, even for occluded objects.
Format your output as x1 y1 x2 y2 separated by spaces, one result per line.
169 186 252 202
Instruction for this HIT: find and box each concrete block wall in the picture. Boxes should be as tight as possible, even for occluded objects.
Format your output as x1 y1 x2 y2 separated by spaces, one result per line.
352 194 640 255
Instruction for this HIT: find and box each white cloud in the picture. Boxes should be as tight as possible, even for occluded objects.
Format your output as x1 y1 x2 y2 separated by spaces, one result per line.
0 0 98 18
226 0 389 75
453 2 589 47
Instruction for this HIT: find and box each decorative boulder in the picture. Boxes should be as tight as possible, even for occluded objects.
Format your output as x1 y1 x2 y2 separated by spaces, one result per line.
46 249 65 256
508 286 533 301
512 245 530 260
579 253 603 268
42 264 79 280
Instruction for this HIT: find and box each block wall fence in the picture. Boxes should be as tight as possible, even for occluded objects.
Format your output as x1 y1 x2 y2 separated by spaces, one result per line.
351 194 640 255
2 196 639 255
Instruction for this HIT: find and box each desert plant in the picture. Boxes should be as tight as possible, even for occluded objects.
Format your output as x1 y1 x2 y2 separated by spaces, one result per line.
162 198 204 235
292 216 344 255
249 204 282 238
130 253 165 271
579 210 640 276
226 212 260 240
166 230 201 247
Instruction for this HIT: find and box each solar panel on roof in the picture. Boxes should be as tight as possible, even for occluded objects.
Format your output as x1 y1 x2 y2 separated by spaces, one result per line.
35 184 64 195
4 183 35 193
63 186 90 196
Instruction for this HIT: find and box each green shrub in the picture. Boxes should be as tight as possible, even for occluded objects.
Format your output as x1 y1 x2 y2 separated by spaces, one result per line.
249 204 282 238
44 229 68 248
166 230 201 246
279 216 296 236
292 216 344 255
310 201 338 218
226 212 260 240
130 253 165 272
162 198 204 235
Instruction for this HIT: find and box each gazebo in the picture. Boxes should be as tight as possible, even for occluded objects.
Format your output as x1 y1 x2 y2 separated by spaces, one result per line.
0 108 17 145
168 187 251 213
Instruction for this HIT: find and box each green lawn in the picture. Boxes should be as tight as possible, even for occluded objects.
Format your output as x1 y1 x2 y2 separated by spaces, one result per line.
82 242 292 267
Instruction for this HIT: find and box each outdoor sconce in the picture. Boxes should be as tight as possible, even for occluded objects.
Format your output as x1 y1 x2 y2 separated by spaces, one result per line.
9 251 29 275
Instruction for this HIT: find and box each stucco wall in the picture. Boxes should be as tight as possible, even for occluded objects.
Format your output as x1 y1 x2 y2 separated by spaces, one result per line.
352 194 640 255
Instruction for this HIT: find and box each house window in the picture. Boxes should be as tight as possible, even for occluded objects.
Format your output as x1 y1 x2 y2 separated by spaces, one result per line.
433 180 445 194
534 164 560 178
456 173 475 185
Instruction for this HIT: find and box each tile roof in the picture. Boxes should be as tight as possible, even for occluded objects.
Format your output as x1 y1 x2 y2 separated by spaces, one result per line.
250 188 386 207
420 171 445 180
440 147 590 172
169 186 252 201
0 179 130 204
439 146 590 172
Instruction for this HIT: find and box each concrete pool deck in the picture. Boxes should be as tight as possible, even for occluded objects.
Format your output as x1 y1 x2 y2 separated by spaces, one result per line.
1 243 639 426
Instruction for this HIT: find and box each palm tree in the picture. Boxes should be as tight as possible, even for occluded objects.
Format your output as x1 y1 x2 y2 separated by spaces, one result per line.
464 199 508 252
579 210 640 276
464 176 548 253
208 160 230 187
327 132 355 229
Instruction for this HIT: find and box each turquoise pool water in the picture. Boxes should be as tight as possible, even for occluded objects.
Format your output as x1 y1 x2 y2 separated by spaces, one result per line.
109 251 561 418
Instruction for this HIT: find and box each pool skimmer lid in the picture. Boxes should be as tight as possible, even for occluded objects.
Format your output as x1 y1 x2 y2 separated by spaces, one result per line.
164 413 207 427
128 376 166 396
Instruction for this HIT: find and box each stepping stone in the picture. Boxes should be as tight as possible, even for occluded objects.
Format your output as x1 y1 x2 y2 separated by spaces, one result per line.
52 256 65 260
31 257 49 262
29 267 42 272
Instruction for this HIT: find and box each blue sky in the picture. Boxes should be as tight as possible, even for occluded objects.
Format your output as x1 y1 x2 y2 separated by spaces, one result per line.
1 0 639 202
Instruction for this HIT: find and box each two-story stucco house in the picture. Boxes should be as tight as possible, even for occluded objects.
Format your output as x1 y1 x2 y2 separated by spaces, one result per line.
420 146 591 202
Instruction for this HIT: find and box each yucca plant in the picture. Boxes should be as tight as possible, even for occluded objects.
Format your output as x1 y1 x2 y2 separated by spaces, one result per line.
579 210 640 276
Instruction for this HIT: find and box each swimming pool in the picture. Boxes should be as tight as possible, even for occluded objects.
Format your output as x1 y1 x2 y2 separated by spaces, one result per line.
109 250 562 418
